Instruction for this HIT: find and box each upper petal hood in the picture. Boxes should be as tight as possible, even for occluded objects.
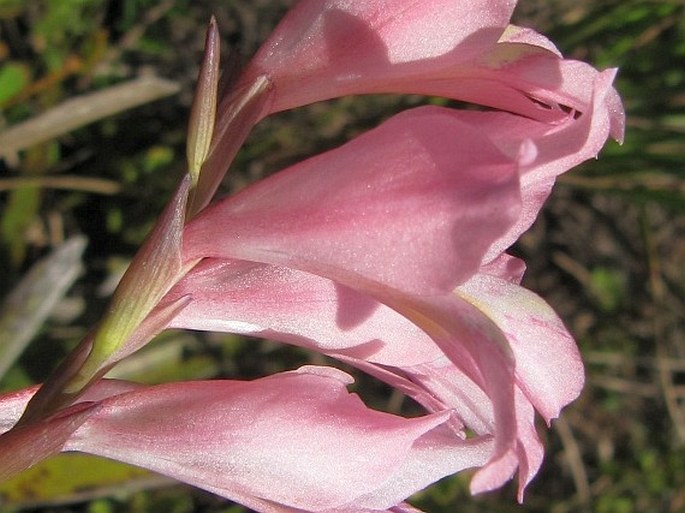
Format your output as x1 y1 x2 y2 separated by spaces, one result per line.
239 0 623 136
467 68 624 260
240 0 540 115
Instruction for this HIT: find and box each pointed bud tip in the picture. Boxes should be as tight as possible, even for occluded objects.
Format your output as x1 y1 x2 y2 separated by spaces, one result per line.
187 14 222 181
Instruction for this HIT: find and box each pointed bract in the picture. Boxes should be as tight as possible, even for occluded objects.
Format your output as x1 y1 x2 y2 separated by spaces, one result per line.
187 16 221 186
0 399 99 482
19 177 192 424
189 75 274 217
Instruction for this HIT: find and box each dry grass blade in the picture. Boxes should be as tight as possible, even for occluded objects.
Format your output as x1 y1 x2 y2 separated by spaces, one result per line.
0 176 121 195
642 208 685 443
0 76 180 161
555 414 591 512
0 236 87 380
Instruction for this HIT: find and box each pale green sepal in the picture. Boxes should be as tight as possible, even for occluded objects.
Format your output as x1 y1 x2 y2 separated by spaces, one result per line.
18 177 192 425
77 176 193 390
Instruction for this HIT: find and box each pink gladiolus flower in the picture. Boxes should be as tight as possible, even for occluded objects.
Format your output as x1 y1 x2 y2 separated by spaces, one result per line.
0 1 625 512
167 93 613 497
197 0 624 207
172 71 622 497
0 367 494 513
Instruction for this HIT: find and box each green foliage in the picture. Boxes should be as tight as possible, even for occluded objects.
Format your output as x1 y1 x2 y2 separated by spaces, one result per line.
0 454 151 509
589 267 627 313
0 63 28 104
554 0 685 209
31 0 106 71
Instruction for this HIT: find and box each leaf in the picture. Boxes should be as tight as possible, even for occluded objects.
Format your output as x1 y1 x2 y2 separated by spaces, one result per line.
0 76 180 159
0 453 164 509
0 185 41 266
0 236 87 381
0 63 29 105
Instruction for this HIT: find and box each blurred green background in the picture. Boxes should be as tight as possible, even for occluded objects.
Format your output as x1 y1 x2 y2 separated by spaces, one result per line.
0 1 683 512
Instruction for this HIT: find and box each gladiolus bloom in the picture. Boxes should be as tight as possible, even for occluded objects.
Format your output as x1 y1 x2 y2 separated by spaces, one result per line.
0 1 624 512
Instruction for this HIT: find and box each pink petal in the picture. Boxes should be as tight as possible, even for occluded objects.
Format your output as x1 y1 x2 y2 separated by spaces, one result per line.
67 367 491 510
165 259 538 494
512 388 544 502
183 107 520 295
242 0 555 116
206 495 428 513
0 375 491 509
166 258 518 456
241 0 624 134
368 291 521 495
402 358 545 498
407 69 622 262
163 259 462 427
0 398 99 481
165 258 442 367
479 253 527 283
456 272 584 423
255 0 517 73
497 24 562 56
0 386 39 433
161 256 547 499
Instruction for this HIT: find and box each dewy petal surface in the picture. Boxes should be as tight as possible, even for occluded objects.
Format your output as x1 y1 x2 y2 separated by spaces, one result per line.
65 367 491 510
183 107 521 295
